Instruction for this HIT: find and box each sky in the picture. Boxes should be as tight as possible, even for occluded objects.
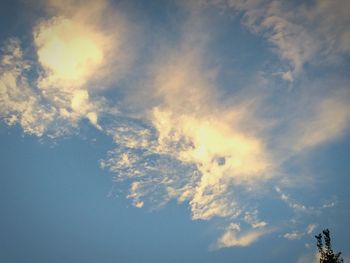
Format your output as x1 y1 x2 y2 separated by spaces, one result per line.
0 0 350 262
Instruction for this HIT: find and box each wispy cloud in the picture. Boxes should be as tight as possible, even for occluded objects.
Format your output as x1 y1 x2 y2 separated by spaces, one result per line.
212 223 269 249
293 93 350 150
283 224 317 241
212 0 350 81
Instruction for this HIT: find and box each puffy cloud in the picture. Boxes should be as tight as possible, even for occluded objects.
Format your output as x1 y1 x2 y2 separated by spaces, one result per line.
34 17 105 89
0 0 133 135
32 0 130 125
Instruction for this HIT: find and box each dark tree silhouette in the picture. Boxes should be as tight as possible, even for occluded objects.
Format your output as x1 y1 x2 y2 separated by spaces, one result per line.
315 229 344 263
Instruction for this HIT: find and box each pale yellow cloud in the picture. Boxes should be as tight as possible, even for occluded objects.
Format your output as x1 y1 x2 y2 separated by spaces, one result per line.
151 107 272 220
142 32 274 220
100 17 273 231
44 0 132 128
213 223 267 249
98 3 350 249
32 1 117 126
0 39 56 136
1 0 133 134
34 17 106 89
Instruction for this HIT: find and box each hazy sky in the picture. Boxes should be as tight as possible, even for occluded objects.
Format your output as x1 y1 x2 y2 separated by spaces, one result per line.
1 0 350 262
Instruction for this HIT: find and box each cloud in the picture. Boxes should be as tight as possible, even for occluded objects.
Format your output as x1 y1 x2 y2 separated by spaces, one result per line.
283 224 318 241
244 210 267 229
100 1 348 249
98 10 277 247
212 0 350 80
267 84 350 156
293 93 350 150
34 17 105 88
0 38 57 136
105 17 274 222
283 231 304 241
213 223 268 249
275 186 308 213
0 0 133 136
33 0 131 125
306 224 317 235
1 0 349 251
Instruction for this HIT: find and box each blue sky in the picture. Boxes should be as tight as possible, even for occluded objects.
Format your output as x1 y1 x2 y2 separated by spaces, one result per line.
1 0 350 262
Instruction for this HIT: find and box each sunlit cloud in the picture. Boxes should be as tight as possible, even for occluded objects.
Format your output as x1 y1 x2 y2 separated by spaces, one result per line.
0 38 57 136
100 12 275 247
212 223 269 249
0 0 133 136
34 17 105 88
1 0 349 251
33 0 130 126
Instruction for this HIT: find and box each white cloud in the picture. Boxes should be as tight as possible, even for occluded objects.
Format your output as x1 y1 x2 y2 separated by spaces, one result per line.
283 223 318 241
283 231 304 240
275 187 309 213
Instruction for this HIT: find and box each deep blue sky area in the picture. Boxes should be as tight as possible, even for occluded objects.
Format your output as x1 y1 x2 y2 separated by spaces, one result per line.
0 126 209 263
1 0 350 262
0 126 275 263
